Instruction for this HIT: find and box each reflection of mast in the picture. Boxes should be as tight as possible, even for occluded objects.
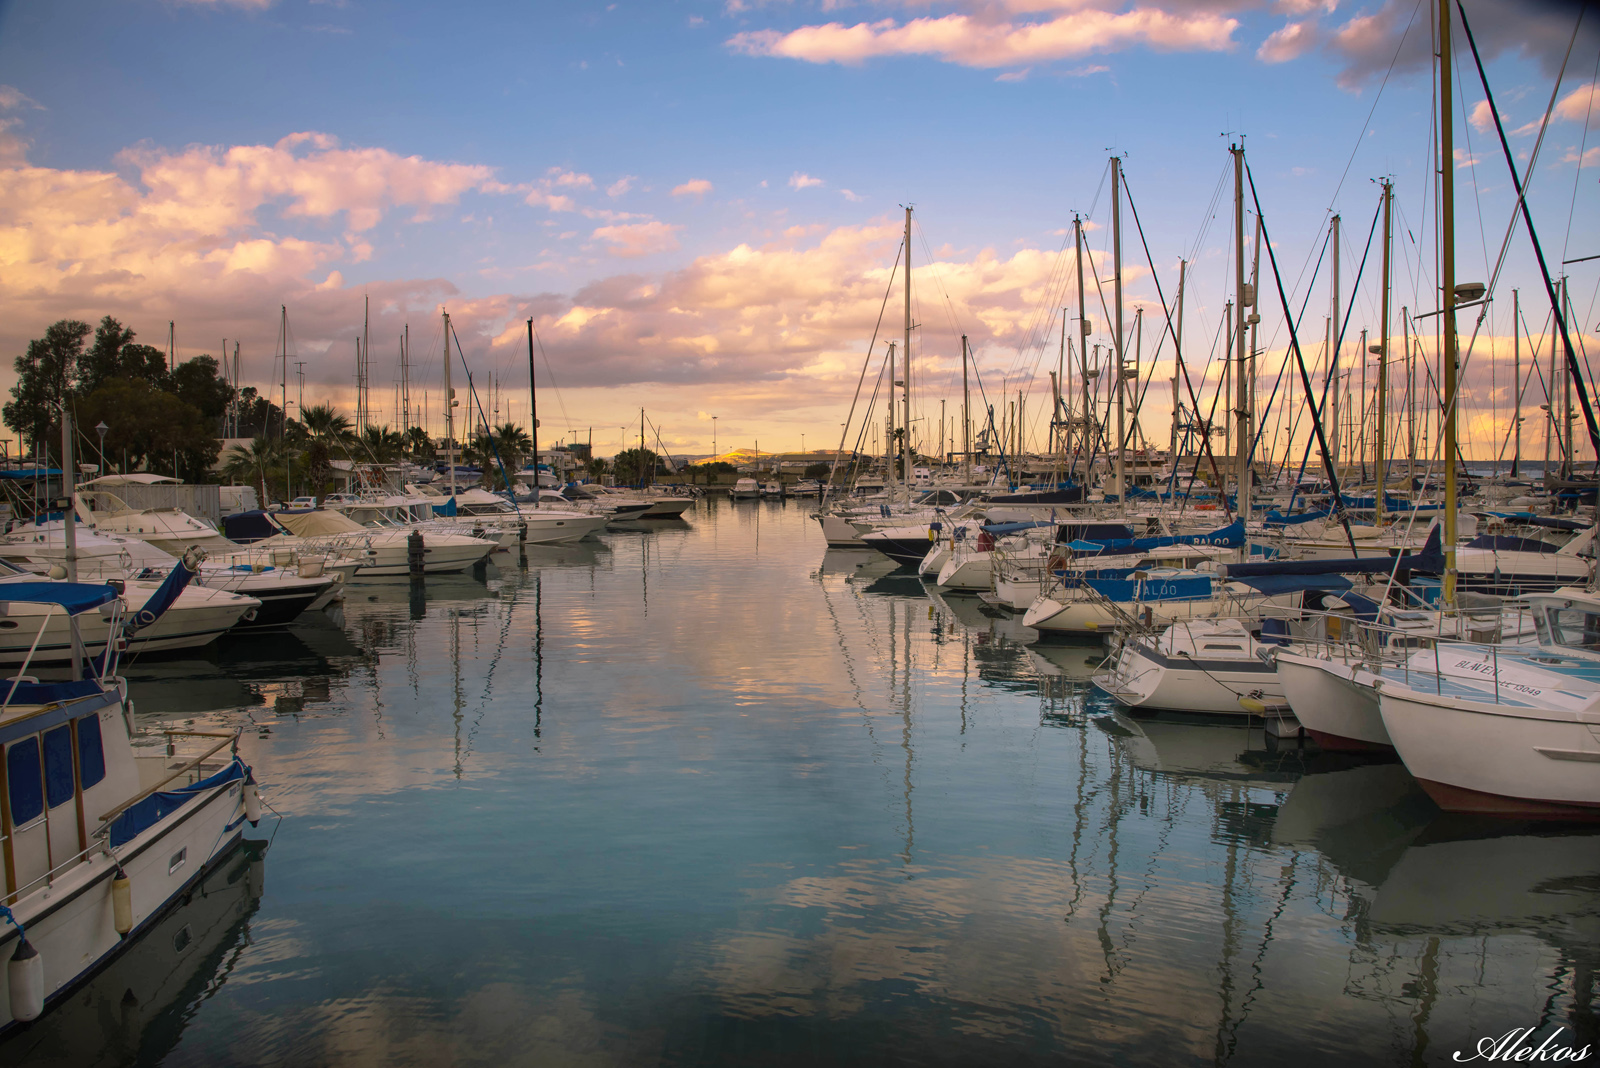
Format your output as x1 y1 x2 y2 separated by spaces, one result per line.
451 607 463 779
533 572 543 747
894 598 914 868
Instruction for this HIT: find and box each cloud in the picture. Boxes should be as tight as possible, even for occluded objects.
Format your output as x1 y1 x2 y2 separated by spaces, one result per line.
0 86 43 111
115 131 497 233
1555 82 1598 125
728 7 1238 69
1561 145 1600 167
549 168 595 189
788 172 824 189
1468 99 1504 133
995 67 1031 82
591 220 683 257
672 178 715 197
606 175 636 197
839 188 864 202
1257 20 1315 64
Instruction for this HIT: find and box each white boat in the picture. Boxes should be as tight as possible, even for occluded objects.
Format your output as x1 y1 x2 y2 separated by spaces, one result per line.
0 555 259 663
729 478 761 500
0 580 260 1034
1373 589 1600 820
254 510 497 575
1094 619 1286 715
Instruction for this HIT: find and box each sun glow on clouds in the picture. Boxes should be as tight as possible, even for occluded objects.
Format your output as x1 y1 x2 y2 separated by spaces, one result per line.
0 123 1137 426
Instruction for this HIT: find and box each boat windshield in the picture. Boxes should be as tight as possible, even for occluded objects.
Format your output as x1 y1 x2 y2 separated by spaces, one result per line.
1533 604 1600 654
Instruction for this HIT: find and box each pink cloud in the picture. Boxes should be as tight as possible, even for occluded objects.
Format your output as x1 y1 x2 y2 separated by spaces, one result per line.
1257 20 1315 64
591 220 683 257
728 7 1238 68
788 172 824 189
672 178 715 197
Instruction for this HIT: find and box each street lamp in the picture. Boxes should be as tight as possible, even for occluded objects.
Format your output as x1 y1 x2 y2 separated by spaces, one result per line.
94 421 109 474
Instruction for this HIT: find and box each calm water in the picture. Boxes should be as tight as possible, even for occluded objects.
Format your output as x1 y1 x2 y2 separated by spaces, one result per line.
5 501 1597 1067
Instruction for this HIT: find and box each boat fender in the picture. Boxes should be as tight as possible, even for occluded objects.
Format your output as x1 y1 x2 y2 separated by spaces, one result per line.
8 936 42 1022
244 774 262 826
112 867 134 935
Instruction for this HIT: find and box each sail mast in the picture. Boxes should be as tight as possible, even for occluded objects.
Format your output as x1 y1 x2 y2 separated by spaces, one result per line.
444 309 456 500
1440 0 1459 605
1232 142 1250 523
1074 214 1090 482
528 319 540 510
903 206 914 500
1376 178 1392 526
1111 157 1126 510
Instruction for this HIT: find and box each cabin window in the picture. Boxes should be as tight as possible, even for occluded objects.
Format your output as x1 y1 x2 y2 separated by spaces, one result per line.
42 725 73 809
6 738 43 825
1202 643 1244 651
77 714 106 790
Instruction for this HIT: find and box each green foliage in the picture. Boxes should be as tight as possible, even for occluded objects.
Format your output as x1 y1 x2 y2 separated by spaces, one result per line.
298 404 355 445
235 387 287 439
803 462 832 479
612 447 659 486
403 425 434 461
76 378 221 482
5 319 90 450
220 437 285 505
78 316 170 397
170 355 232 423
360 424 406 464
585 456 610 480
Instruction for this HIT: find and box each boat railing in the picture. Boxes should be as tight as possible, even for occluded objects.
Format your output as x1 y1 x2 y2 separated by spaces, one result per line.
97 731 239 826
5 730 238 905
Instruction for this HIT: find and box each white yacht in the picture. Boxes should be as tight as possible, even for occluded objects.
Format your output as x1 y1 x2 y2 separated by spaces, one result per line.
228 510 497 576
1373 589 1600 820
0 580 260 1033
1093 618 1286 716
729 478 760 500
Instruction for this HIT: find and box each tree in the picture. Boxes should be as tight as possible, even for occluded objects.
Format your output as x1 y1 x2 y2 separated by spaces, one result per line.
221 437 283 508
299 404 355 445
475 423 532 488
612 447 659 486
803 462 832 479
78 316 170 396
4 319 90 452
402 425 434 461
585 456 610 480
360 424 405 464
170 356 232 426
235 387 287 439
76 378 220 481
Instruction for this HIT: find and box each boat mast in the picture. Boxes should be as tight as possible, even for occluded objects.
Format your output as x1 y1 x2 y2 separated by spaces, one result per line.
527 318 540 510
961 334 971 482
903 206 914 501
1232 142 1250 523
1074 214 1090 482
1172 259 1185 469
1329 213 1341 471
1376 178 1392 526
360 294 370 431
1511 289 1520 477
1439 0 1459 604
886 341 897 495
443 309 456 500
402 324 411 434
1111 156 1126 510
280 305 289 441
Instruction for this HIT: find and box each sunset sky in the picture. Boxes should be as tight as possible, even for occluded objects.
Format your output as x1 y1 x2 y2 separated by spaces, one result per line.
0 0 1595 462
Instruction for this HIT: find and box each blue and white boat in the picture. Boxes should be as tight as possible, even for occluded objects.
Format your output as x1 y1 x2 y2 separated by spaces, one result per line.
0 569 261 1032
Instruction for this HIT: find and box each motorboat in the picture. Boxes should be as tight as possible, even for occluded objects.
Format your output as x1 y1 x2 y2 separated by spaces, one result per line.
0 554 258 663
1093 618 1286 716
1372 588 1600 820
0 576 261 1034
223 510 496 576
729 478 761 500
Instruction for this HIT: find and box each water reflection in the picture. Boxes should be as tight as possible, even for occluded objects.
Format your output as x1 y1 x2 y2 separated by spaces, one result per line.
39 504 1597 1066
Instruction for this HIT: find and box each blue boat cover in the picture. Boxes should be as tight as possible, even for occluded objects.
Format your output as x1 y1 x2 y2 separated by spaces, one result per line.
129 559 197 631
1262 508 1332 527
1070 520 1245 555
1222 525 1445 580
1466 534 1562 553
0 582 118 614
1 678 106 706
0 468 63 480
1083 575 1215 602
1230 574 1354 596
109 756 246 847
436 497 458 517
221 510 283 543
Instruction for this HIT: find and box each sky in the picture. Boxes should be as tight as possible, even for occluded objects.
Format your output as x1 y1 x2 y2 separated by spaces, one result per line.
0 0 1596 463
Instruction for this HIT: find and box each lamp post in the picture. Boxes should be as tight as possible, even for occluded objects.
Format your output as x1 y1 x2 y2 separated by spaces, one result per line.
95 421 109 474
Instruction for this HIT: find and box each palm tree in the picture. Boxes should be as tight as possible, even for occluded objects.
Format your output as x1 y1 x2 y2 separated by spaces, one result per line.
221 437 281 508
360 424 404 464
472 422 532 488
403 425 433 461
299 404 355 445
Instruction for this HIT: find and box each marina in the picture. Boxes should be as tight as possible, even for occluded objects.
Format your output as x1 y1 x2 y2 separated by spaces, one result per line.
0 501 1594 1066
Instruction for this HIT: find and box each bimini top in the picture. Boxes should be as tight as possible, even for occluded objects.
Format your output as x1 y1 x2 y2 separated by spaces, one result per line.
0 581 119 614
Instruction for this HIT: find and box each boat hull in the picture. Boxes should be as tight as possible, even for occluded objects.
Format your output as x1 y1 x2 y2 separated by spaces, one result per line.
1378 684 1600 820
1274 650 1393 751
1097 640 1283 715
